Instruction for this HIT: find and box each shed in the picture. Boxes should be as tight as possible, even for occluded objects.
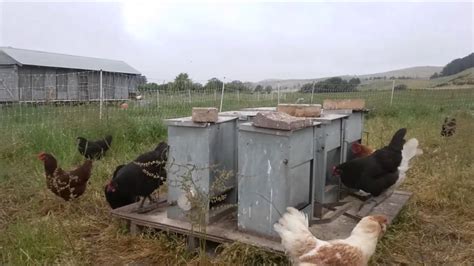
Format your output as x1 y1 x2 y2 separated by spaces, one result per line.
0 47 142 102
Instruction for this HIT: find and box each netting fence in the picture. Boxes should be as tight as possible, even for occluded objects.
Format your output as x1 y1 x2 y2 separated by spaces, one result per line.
1 70 473 132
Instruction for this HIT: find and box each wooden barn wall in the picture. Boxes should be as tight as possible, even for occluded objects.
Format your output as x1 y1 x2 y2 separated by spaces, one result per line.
0 65 19 102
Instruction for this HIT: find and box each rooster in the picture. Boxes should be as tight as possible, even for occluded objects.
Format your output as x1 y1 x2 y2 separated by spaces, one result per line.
104 141 169 211
274 207 388 266
76 135 112 160
37 152 93 201
333 128 407 196
351 142 375 158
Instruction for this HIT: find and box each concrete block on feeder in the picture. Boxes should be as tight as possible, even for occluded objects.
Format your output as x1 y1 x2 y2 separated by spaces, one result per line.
253 111 312 130
277 104 322 117
192 107 218 123
323 99 366 111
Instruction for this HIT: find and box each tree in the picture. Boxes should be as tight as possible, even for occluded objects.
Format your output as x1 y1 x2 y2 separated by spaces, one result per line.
138 75 147 85
430 72 439 79
394 84 407 91
440 53 474 76
349 77 361 86
300 83 314 93
173 73 192 91
254 85 263 92
300 77 358 93
226 80 249 92
204 78 223 90
191 82 203 90
264 85 272 94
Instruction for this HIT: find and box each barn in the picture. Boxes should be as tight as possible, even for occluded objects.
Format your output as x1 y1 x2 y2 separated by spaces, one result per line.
0 47 142 102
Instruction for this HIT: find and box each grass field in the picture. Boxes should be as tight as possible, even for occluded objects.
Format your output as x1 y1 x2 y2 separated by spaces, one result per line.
1 89 474 265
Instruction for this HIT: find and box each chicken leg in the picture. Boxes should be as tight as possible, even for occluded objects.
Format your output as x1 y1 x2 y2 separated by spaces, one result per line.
135 194 161 213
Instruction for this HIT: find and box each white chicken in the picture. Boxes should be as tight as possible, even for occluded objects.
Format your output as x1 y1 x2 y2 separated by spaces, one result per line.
274 207 388 266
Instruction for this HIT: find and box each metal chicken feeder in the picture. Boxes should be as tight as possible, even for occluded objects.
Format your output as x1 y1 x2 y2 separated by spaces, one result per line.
307 113 353 224
110 107 411 253
237 121 319 238
165 116 238 224
323 109 367 161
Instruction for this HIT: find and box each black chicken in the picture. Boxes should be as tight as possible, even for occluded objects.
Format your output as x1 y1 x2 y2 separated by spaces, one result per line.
441 117 456 137
104 141 169 211
333 128 407 196
77 135 113 160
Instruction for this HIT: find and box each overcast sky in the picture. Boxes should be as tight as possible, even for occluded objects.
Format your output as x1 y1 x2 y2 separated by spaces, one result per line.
0 1 472 82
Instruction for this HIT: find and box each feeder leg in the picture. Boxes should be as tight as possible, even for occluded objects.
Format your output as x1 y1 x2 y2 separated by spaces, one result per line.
130 222 141 236
187 236 199 251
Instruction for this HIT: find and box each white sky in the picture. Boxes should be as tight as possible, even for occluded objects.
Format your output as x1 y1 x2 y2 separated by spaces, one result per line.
0 1 472 82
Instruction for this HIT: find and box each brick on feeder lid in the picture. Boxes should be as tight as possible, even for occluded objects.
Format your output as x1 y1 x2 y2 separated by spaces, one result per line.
192 107 218 123
277 104 322 117
252 111 311 130
323 99 366 110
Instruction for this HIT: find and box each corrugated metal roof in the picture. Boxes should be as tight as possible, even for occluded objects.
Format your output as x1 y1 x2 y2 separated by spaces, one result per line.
0 47 141 75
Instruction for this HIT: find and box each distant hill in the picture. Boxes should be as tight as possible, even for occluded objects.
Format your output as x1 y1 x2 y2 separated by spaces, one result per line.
358 67 474 91
358 66 443 79
255 66 442 91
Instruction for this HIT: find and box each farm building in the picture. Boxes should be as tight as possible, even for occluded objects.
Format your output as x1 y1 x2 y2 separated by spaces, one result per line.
0 47 142 102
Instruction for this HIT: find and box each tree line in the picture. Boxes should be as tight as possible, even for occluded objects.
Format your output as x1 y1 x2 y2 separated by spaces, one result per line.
300 77 361 93
138 73 269 93
431 53 474 79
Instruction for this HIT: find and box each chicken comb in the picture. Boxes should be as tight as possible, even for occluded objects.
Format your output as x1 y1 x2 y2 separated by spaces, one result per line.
351 142 362 153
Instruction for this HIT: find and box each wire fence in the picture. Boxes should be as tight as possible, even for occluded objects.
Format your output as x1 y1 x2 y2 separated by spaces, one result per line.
1 70 473 132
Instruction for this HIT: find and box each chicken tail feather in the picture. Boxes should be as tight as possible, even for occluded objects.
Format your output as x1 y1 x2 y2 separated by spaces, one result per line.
397 138 422 183
274 207 321 259
388 128 407 151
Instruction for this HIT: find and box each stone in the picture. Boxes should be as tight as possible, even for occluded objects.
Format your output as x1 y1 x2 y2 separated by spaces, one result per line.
253 111 311 130
277 104 322 117
192 107 218 123
323 99 366 110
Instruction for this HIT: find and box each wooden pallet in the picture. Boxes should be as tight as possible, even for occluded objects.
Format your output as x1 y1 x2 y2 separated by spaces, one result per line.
110 190 412 253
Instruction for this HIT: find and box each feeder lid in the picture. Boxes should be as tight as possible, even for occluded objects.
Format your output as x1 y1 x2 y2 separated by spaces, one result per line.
165 116 237 127
313 113 349 123
219 110 262 120
241 107 277 111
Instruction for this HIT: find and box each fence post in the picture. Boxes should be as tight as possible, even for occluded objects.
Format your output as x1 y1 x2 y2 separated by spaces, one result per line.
277 84 280 104
188 89 192 103
237 90 240 104
99 70 103 120
157 90 160 107
214 89 217 102
257 91 260 101
390 80 395 106
311 82 315 104
219 78 225 112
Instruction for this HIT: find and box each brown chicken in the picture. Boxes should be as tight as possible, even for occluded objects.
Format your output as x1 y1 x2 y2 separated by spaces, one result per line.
37 152 93 201
351 142 375 158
